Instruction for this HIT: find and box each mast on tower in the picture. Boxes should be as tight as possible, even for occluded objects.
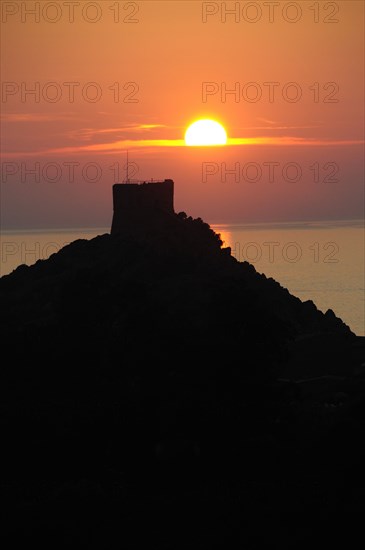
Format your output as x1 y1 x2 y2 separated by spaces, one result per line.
125 150 130 183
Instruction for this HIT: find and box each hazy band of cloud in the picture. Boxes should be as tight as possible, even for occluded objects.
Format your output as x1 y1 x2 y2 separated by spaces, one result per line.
2 136 364 158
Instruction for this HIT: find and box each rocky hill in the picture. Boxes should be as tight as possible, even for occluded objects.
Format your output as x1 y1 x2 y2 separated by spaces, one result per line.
1 212 364 547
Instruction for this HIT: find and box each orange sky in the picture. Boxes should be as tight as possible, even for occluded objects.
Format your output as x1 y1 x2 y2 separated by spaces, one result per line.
1 0 364 228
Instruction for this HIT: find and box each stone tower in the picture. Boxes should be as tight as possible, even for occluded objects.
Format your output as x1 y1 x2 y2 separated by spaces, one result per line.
111 179 175 236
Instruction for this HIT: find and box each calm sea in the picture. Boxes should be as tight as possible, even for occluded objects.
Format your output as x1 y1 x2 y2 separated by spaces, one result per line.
1 220 364 336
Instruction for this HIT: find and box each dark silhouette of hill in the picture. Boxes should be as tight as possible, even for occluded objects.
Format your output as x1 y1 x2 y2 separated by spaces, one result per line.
1 212 364 548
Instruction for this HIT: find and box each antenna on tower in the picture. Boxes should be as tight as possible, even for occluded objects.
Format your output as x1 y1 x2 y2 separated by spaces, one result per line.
125 150 129 183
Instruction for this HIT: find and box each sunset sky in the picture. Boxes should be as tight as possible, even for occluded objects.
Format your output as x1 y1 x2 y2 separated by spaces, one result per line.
1 0 364 228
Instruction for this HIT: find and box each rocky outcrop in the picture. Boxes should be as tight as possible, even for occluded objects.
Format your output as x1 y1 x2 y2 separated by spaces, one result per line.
1 211 363 548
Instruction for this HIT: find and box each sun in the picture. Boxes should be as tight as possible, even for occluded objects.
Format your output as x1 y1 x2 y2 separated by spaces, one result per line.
185 119 227 146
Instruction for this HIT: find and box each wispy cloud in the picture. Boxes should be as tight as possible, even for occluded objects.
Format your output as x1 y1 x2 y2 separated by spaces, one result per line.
227 137 364 146
1 113 72 122
2 136 364 158
234 125 320 131
249 118 321 131
68 124 167 141
257 117 277 125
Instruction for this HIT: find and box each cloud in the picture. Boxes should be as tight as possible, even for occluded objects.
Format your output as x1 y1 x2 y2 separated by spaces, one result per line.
257 117 277 125
2 136 364 158
1 113 72 122
234 125 320 131
227 137 365 146
68 124 168 141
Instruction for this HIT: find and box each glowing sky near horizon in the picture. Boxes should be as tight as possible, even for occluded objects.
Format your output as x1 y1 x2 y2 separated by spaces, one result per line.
0 0 364 228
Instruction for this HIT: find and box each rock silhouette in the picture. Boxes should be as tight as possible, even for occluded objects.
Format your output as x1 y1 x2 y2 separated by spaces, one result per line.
1 209 364 547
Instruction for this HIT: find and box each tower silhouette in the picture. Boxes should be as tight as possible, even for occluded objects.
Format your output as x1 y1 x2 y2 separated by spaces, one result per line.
111 178 175 236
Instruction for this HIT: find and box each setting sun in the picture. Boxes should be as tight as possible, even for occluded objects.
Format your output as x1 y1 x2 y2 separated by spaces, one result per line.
185 119 227 146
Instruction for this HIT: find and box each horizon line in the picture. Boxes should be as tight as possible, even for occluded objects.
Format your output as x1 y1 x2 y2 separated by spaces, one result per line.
2 217 363 234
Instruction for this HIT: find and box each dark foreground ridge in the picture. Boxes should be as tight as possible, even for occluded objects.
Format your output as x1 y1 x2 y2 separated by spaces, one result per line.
1 210 364 547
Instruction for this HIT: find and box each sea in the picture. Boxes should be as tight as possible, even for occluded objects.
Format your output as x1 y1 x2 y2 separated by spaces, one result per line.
1 220 364 336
